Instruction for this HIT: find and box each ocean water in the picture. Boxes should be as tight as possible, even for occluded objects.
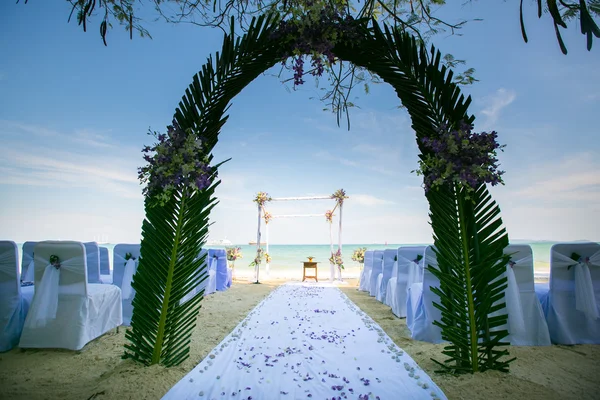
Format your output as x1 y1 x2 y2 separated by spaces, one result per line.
16 241 561 278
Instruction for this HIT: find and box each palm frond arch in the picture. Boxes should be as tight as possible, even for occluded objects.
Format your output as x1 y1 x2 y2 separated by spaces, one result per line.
125 13 513 373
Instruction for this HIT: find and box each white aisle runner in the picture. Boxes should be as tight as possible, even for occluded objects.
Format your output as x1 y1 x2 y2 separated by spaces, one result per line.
163 283 446 400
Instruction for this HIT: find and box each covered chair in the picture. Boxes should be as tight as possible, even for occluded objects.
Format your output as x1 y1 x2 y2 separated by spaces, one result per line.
19 241 121 350
389 246 426 318
113 243 141 326
214 248 229 291
0 241 33 352
20 241 37 283
204 249 219 295
99 246 111 283
494 244 551 346
376 249 396 303
83 242 101 284
358 250 373 292
368 250 384 297
406 246 443 343
538 242 600 344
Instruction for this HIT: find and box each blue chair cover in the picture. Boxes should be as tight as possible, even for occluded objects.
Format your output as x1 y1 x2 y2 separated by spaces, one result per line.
112 243 141 326
369 250 384 297
99 246 110 275
84 242 101 284
358 250 373 292
20 241 37 283
214 249 229 291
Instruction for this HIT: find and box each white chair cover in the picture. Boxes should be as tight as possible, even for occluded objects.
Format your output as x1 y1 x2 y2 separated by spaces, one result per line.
84 242 101 284
20 241 37 283
99 246 110 274
206 256 217 295
376 249 396 303
215 251 229 291
541 242 600 344
358 250 373 291
406 246 444 343
19 241 122 350
391 246 427 318
0 241 31 352
369 250 384 296
121 259 137 300
498 244 551 346
113 243 141 326
384 259 398 308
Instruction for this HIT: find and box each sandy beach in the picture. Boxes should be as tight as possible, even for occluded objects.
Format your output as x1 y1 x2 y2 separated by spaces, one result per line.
1 279 599 400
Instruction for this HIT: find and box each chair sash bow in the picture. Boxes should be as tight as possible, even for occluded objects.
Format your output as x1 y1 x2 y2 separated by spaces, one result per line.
121 259 138 300
24 255 84 328
552 250 600 320
504 256 530 337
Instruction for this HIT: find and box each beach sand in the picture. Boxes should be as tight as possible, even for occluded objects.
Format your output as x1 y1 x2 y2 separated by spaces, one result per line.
1 279 599 400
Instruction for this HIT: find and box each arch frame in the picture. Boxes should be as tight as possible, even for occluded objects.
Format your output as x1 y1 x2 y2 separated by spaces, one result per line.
126 13 513 374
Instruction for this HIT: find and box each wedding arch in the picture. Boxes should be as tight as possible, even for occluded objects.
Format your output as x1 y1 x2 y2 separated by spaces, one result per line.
251 189 348 283
127 11 512 376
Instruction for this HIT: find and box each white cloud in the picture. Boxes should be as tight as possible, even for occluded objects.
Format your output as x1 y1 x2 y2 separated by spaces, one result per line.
480 88 516 128
351 194 395 206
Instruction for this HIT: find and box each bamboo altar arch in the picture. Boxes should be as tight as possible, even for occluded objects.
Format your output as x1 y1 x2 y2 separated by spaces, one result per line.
252 189 349 283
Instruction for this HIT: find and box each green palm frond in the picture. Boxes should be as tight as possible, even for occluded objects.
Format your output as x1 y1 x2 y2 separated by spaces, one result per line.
426 184 513 373
123 178 220 367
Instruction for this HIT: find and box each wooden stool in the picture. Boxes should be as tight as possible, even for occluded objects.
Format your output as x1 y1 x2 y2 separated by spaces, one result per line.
302 261 318 282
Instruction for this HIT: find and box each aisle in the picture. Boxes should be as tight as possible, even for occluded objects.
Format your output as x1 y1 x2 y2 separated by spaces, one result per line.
163 283 446 400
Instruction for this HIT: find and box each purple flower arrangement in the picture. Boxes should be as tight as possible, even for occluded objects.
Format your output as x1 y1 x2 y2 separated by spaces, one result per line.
270 6 361 88
138 120 214 206
413 121 506 194
329 249 344 270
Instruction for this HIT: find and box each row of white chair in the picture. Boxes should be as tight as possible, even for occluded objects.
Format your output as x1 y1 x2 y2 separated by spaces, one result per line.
1 241 234 352
0 240 122 352
359 242 600 345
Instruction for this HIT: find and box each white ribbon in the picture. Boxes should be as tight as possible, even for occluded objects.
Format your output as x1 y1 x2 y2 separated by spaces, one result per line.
121 259 137 300
552 250 600 320
23 259 35 282
504 257 528 337
24 255 85 328
398 254 423 289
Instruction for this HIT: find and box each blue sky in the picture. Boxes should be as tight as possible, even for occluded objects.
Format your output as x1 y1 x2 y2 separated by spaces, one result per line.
0 1 598 245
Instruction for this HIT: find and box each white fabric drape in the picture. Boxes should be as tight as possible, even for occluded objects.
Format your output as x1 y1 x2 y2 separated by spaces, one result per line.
121 259 137 300
206 257 217 294
505 259 527 338
23 259 35 282
552 250 600 320
24 255 85 328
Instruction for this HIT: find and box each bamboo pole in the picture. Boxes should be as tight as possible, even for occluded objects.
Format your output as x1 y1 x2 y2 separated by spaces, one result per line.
329 220 335 281
266 222 270 276
338 203 343 281
255 204 261 284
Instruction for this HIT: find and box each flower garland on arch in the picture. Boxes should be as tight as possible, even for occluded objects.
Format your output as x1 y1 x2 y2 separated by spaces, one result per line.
254 191 272 207
329 249 344 270
325 210 334 222
263 210 272 224
330 188 348 206
412 122 506 197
